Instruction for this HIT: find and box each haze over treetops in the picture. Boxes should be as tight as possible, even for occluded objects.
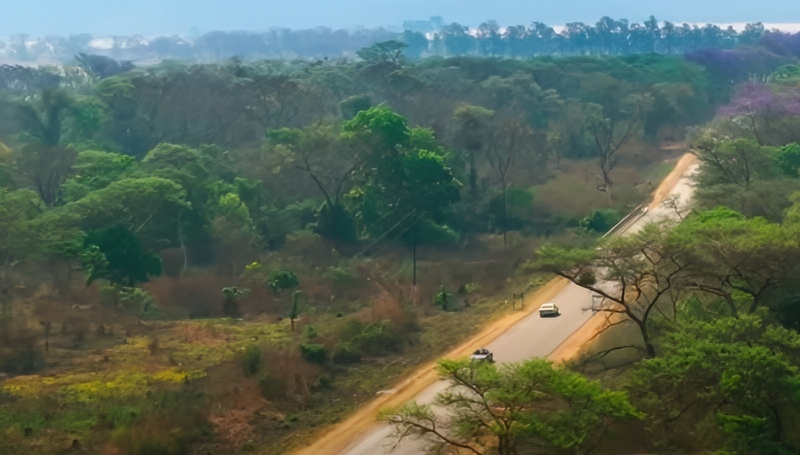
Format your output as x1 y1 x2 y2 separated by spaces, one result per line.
2 0 800 36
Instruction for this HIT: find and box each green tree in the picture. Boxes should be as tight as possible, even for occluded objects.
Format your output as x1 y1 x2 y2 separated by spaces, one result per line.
15 88 73 147
0 189 48 342
344 107 460 285
382 358 640 455
629 312 800 454
63 176 188 246
584 93 653 205
532 222 683 358
81 225 163 288
267 123 358 242
452 104 494 204
356 40 408 65
669 207 799 315
212 192 261 277
268 270 299 295
485 117 534 252
61 150 138 202
7 89 82 205
694 135 776 189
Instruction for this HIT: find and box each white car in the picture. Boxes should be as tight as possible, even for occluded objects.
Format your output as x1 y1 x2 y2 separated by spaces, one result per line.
470 348 494 363
538 302 560 317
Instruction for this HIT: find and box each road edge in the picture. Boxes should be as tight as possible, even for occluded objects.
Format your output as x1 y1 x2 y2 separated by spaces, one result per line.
294 152 699 455
293 277 569 455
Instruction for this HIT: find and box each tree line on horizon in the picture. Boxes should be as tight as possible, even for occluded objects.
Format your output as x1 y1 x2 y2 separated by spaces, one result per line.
1 16 797 64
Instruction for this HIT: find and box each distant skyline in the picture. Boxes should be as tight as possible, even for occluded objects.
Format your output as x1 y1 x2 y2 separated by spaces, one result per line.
2 0 800 37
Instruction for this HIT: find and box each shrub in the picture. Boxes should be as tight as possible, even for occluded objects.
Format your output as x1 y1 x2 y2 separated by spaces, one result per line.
300 343 327 364
2 347 45 375
259 374 287 401
332 342 362 364
241 344 261 376
315 373 332 388
103 405 140 429
338 319 366 341
113 415 197 455
326 265 357 284
303 325 318 340
434 286 454 311
579 208 623 233
268 270 299 294
222 286 248 317
352 321 402 355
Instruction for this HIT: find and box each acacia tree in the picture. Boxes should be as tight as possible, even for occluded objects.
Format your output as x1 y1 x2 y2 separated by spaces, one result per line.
267 123 358 242
381 358 640 455
584 93 653 205
532 222 684 358
669 207 800 315
629 312 800 454
693 134 775 189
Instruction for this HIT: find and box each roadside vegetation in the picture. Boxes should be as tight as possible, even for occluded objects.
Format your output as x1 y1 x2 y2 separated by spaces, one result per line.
383 58 800 455
0 25 799 454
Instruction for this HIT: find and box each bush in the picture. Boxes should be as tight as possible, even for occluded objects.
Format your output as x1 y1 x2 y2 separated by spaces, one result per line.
303 325 318 340
2 347 45 375
579 208 623 233
326 265 357 284
103 405 140 429
315 373 332 388
351 321 402 355
241 344 261 376
112 413 200 455
300 343 327 364
222 286 248 317
268 270 299 294
332 342 362 364
338 319 366 341
259 374 287 401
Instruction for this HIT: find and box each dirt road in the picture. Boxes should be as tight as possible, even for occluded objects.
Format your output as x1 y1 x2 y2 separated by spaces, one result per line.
294 153 699 455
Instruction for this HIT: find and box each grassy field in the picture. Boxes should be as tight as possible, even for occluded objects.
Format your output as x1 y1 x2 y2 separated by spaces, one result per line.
0 153 679 454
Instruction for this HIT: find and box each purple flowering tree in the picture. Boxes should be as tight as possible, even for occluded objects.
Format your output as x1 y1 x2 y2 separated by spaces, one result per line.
717 83 800 144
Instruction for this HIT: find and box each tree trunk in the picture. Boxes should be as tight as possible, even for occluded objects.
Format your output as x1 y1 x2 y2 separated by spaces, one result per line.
412 226 417 287
770 404 783 443
723 293 739 318
641 322 656 358
412 225 418 304
469 150 478 204
501 180 508 254
0 263 10 344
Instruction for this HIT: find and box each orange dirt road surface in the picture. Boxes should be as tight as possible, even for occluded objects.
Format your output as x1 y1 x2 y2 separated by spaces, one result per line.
293 152 697 455
293 277 569 455
648 152 698 210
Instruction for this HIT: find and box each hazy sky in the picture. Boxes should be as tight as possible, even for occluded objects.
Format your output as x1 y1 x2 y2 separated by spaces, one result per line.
2 0 800 36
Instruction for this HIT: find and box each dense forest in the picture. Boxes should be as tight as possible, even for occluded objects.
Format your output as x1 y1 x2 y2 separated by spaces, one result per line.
2 16 795 63
1 23 800 454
